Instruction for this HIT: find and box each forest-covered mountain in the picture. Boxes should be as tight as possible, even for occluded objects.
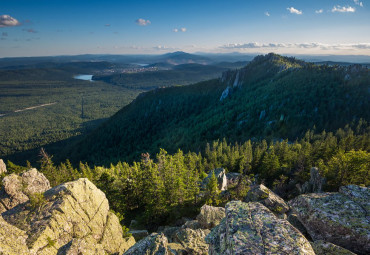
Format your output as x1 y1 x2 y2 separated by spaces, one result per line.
65 53 370 165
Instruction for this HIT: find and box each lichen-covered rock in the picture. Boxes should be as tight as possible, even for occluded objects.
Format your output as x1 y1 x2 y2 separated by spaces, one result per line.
202 168 227 191
57 237 106 255
2 178 134 255
205 201 315 255
168 242 187 255
0 168 50 213
174 228 210 255
158 226 180 243
0 215 29 255
0 159 6 175
287 213 311 240
244 184 289 215
129 230 149 241
289 185 370 255
181 220 201 230
339 185 370 212
123 233 169 255
196 204 225 229
21 168 51 195
312 240 357 255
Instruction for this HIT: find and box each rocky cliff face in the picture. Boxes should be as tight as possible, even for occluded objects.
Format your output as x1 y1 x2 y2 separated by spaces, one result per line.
0 169 135 255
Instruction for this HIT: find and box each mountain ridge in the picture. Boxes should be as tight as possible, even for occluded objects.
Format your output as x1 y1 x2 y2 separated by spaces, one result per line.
63 53 369 165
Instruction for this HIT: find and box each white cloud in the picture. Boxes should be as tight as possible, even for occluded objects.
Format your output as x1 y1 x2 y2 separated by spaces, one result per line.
135 18 151 26
353 0 363 7
264 11 270 17
331 5 356 13
173 27 186 32
287 7 302 15
221 42 370 51
0 15 20 27
315 9 323 14
105 24 111 27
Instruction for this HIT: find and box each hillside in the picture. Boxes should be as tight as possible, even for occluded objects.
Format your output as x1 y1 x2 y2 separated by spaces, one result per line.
65 53 370 165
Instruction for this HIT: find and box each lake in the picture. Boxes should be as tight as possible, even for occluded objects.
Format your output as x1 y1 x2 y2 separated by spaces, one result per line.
74 74 93 81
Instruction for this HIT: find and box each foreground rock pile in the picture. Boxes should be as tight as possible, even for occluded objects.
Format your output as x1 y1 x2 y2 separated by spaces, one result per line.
0 164 368 255
0 168 134 255
126 183 369 255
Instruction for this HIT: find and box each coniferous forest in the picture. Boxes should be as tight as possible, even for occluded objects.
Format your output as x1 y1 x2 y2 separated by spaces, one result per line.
3 54 368 230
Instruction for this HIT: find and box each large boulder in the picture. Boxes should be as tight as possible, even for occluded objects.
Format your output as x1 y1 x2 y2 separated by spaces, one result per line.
311 240 357 255
123 233 169 255
174 228 210 254
289 185 370 254
1 178 134 255
0 159 6 175
0 215 29 255
202 168 227 191
0 168 50 213
244 184 289 216
205 201 315 255
196 204 225 229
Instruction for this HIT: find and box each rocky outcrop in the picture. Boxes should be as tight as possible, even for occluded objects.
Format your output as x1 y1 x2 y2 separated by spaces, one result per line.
196 204 225 229
0 159 6 174
158 226 180 243
124 233 169 255
312 240 357 255
225 172 241 188
1 178 134 255
202 168 227 191
0 168 50 213
205 201 315 255
244 184 289 216
289 185 370 254
174 228 210 254
298 167 326 194
181 219 201 230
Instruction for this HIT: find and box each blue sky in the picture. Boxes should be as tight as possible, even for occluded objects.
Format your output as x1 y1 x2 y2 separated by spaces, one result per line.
0 0 369 57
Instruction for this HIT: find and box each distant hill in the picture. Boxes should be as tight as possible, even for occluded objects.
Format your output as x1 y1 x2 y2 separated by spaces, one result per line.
64 53 370 165
92 63 242 90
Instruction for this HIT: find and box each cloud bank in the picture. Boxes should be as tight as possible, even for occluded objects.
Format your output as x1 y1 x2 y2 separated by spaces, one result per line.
332 6 356 13
221 42 370 51
0 15 20 27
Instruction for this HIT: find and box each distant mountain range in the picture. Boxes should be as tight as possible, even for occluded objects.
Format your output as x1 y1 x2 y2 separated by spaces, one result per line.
63 53 370 165
1 51 369 69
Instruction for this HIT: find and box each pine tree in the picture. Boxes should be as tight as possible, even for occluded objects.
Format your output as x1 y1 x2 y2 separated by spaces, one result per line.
206 170 220 205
